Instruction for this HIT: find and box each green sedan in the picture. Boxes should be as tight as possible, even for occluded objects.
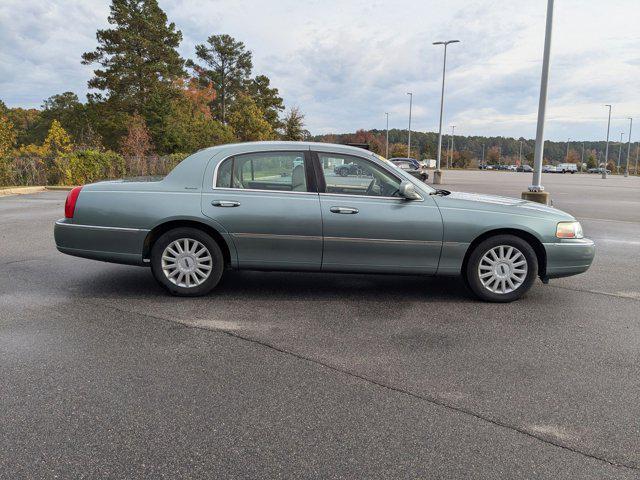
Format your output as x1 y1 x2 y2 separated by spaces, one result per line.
54 141 594 302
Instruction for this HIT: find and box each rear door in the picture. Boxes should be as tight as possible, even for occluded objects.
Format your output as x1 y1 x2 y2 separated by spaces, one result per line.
202 149 322 271
313 150 443 274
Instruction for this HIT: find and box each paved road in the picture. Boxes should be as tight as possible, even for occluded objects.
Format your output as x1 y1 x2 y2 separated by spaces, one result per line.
1 172 639 479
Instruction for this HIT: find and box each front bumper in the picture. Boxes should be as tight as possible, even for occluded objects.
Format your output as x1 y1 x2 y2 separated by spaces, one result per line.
543 238 595 279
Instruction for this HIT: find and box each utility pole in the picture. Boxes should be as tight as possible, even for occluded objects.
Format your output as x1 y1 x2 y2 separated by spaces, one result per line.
481 143 485 166
433 39 460 184
635 142 639 175
625 117 632 177
385 112 389 159
565 138 570 162
407 93 413 159
603 105 612 178
523 0 553 204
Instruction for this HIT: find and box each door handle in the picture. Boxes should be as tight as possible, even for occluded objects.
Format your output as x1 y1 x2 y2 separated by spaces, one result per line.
330 206 359 214
211 200 240 207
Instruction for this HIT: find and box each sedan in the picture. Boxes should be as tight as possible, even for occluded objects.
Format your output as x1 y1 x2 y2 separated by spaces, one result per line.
55 141 595 302
516 165 533 172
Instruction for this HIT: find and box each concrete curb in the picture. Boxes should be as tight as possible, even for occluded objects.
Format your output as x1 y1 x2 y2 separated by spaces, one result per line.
45 186 77 191
0 186 46 196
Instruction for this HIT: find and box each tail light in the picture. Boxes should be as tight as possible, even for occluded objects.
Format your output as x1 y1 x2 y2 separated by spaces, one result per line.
64 186 83 218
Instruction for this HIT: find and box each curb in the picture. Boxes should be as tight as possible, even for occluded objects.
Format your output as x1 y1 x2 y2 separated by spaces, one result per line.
0 186 46 196
45 186 77 191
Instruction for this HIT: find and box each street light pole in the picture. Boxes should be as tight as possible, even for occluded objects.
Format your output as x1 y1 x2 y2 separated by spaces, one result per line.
481 143 485 166
617 132 625 170
565 138 570 162
603 105 612 179
407 93 413 158
519 140 523 165
385 112 389 159
433 39 460 184
625 117 632 177
581 142 585 172
449 125 456 168
635 142 639 175
524 0 554 205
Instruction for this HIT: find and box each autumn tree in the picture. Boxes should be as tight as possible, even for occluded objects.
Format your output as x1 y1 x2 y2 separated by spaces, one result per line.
227 94 274 141
40 92 88 143
187 34 252 123
159 79 235 152
0 115 17 157
121 114 152 159
565 149 580 164
281 107 305 141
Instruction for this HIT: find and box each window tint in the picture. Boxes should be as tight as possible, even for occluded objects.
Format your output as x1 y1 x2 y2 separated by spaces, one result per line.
216 152 307 192
318 153 401 197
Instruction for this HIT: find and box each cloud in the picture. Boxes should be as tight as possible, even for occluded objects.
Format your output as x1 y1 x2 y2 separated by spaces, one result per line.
0 0 638 141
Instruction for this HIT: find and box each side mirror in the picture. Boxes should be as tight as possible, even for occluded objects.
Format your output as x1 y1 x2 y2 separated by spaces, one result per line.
399 180 422 200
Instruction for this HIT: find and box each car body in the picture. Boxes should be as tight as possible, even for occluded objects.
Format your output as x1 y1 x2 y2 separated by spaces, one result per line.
542 165 557 173
516 165 533 172
390 159 428 182
506 165 518 172
54 141 595 302
587 167 611 174
557 163 578 174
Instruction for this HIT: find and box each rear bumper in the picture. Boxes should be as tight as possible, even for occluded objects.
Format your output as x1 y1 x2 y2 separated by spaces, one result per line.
54 219 148 266
543 238 595 279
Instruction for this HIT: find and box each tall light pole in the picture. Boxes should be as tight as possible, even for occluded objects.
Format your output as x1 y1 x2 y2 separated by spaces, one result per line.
617 132 625 169
481 143 485 166
523 0 554 205
519 140 523 165
603 105 612 178
433 39 460 184
635 142 639 175
581 142 585 172
624 117 633 177
449 125 456 168
565 138 570 162
407 92 413 158
385 112 390 159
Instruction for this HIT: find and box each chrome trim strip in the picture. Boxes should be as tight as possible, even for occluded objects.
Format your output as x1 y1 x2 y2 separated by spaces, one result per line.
55 220 149 233
319 192 424 202
324 236 439 246
209 187 318 196
232 232 322 241
442 241 470 247
544 241 595 247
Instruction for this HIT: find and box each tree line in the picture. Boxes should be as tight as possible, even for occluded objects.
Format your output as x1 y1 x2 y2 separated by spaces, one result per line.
0 0 307 186
314 129 639 172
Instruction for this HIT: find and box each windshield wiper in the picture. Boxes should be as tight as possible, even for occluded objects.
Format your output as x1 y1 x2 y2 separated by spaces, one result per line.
430 189 451 196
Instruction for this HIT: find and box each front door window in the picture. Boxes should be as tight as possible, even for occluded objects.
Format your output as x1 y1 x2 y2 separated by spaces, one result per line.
318 153 401 197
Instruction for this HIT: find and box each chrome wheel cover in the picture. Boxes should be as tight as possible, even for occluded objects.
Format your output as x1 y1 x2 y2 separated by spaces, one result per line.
161 238 212 288
478 245 528 294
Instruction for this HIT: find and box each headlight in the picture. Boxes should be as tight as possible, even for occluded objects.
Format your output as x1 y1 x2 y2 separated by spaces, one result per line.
556 221 583 239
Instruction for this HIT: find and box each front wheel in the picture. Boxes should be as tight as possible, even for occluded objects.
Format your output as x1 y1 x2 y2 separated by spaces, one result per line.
151 227 224 296
465 235 538 302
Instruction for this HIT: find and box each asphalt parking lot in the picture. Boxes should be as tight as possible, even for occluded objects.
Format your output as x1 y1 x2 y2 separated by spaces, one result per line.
1 171 639 479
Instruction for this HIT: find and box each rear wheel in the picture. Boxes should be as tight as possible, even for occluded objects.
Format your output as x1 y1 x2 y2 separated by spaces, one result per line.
151 227 224 296
465 234 538 302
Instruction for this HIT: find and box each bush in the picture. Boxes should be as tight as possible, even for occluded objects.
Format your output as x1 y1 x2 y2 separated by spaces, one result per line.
56 149 126 185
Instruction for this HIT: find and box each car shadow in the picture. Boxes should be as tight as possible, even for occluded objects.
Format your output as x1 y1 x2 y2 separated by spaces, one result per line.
72 266 475 303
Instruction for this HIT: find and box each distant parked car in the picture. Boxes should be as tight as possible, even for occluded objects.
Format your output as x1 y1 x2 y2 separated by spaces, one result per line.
542 165 557 173
388 157 421 170
334 162 364 176
587 167 611 174
506 165 518 172
390 160 428 182
517 165 533 172
557 163 577 174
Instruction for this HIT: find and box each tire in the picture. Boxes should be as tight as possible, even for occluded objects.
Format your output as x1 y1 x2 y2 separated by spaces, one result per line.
465 234 538 302
338 168 348 177
150 227 224 296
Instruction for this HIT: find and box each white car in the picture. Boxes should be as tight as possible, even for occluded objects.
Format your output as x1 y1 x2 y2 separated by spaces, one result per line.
557 163 577 174
542 165 557 173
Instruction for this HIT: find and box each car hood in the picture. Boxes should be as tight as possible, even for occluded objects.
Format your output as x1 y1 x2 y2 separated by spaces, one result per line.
435 191 575 220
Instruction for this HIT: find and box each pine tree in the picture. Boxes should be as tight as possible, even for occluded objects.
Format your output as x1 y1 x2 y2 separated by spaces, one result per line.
187 34 253 123
81 0 185 114
281 107 305 141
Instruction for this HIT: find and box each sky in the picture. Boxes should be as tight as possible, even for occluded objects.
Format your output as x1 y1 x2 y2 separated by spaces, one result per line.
1 0 639 141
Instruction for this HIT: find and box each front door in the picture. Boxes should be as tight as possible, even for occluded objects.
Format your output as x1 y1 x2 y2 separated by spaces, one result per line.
202 150 322 271
314 151 443 274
